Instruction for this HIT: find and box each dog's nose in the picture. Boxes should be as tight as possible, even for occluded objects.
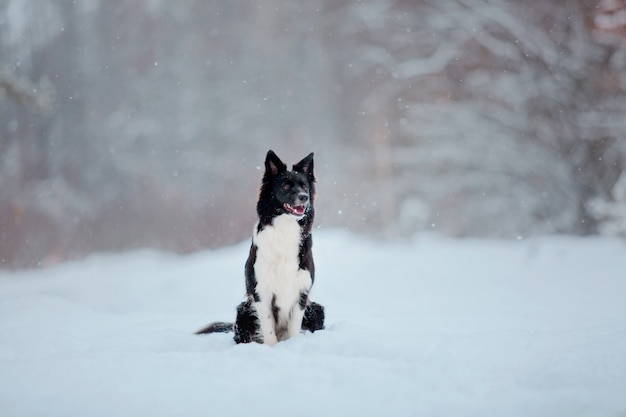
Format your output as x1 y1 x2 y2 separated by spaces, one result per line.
297 193 309 204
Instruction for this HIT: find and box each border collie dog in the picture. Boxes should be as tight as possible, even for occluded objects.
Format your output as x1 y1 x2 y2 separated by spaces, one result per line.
196 150 325 345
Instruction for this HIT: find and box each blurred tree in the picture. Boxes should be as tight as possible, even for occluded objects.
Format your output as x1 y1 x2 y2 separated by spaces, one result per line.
0 0 625 267
322 0 626 237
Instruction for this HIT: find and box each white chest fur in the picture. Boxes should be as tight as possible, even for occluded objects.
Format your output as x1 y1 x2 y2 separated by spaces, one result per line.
252 214 312 344
253 214 312 303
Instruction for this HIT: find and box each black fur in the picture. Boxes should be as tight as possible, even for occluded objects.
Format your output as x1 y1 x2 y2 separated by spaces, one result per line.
195 150 325 343
194 321 234 334
302 302 325 333
233 299 262 344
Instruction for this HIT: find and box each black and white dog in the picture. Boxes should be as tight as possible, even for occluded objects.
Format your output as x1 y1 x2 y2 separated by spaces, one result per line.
196 150 325 345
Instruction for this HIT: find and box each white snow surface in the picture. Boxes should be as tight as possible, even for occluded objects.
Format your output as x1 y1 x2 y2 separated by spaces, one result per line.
1 231 625 417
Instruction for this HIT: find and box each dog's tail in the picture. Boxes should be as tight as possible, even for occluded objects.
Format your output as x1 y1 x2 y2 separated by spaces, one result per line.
194 321 235 335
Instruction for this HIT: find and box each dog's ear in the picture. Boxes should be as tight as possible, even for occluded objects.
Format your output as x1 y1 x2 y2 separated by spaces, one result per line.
293 152 314 179
265 150 286 176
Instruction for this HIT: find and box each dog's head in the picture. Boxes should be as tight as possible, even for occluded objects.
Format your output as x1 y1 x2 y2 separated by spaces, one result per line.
259 150 315 220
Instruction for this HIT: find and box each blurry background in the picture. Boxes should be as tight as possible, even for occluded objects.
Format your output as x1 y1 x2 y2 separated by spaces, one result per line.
1 0 625 268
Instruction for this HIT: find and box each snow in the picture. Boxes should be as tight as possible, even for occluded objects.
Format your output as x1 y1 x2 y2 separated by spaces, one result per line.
1 231 626 417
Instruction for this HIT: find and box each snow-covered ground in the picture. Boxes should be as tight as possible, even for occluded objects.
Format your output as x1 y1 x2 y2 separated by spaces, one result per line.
1 230 625 417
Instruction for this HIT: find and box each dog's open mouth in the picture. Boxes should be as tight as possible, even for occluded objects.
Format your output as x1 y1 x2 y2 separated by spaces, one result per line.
284 203 306 216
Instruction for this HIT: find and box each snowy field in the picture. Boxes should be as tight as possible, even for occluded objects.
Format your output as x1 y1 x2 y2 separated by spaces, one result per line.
1 230 625 417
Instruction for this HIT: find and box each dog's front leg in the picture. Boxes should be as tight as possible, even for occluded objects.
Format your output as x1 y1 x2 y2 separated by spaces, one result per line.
255 302 278 346
288 272 313 339
287 304 306 340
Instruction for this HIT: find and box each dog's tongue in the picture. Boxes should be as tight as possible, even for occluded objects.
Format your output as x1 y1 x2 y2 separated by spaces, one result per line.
284 203 306 216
